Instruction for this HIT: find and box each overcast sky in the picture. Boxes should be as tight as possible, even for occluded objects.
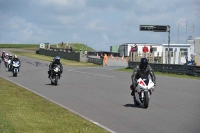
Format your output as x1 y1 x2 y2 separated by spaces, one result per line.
0 0 199 51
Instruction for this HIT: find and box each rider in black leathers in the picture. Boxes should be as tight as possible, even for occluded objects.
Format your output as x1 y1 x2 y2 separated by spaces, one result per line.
48 56 63 78
130 58 156 96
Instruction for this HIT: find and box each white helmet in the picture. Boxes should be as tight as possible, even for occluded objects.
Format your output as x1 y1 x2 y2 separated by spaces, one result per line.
5 53 9 56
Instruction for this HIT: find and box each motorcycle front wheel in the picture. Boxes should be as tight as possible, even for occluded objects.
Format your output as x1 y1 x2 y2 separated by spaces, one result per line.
143 91 149 108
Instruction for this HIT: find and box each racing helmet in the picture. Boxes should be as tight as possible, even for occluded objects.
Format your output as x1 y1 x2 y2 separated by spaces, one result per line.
14 54 18 59
140 58 148 70
5 53 9 56
9 54 13 59
54 56 60 64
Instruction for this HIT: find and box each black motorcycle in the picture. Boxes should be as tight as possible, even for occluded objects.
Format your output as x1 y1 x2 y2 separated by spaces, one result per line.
49 64 61 85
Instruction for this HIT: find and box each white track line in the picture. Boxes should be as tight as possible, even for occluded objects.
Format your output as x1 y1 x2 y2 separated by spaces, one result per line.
0 76 116 133
68 69 115 78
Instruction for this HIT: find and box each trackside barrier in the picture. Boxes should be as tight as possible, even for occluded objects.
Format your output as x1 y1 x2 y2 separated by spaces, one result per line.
37 49 87 62
128 61 200 77
88 57 103 65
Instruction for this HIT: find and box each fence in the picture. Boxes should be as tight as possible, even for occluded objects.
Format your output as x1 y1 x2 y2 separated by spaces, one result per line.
129 51 193 65
36 49 87 62
88 57 103 65
128 61 200 77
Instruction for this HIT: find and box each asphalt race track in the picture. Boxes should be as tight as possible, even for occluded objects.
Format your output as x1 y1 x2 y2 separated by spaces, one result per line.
0 50 200 133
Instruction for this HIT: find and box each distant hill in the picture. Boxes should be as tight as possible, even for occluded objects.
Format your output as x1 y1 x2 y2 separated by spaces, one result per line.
0 43 96 52
52 43 96 52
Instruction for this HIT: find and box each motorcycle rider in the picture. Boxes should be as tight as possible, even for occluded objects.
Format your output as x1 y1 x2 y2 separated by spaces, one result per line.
11 55 21 71
4 53 9 60
48 56 63 78
1 51 5 60
4 53 9 67
8 54 13 60
130 58 156 97
7 55 13 69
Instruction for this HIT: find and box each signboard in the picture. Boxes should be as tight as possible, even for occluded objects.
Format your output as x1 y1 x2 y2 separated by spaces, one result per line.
40 43 45 49
140 25 168 32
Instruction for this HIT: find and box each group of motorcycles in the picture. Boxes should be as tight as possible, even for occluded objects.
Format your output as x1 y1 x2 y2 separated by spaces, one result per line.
1 54 20 77
1 52 154 108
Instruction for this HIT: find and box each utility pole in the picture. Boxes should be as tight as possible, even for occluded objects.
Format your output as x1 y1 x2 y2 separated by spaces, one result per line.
178 23 180 44
193 24 194 40
186 21 188 44
168 26 170 64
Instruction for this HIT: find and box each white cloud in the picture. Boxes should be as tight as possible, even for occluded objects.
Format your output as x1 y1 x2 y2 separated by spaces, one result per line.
0 0 199 50
38 0 86 8
86 19 106 31
102 34 108 40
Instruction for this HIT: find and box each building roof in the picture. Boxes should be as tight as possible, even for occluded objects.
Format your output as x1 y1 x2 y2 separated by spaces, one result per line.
121 43 162 46
162 44 191 47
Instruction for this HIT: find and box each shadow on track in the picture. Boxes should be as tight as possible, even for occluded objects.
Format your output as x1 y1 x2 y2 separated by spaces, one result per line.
45 84 59 86
123 104 141 108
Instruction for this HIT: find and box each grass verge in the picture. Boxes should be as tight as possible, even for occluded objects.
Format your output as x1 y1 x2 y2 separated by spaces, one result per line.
0 77 109 133
117 68 200 80
10 51 100 67
0 44 39 48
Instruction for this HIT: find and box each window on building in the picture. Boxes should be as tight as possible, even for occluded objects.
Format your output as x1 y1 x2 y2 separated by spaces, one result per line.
152 47 157 52
180 48 187 57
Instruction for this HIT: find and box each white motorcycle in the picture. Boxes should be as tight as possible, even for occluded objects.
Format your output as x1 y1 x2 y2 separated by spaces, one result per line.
50 64 61 85
4 58 8 67
7 59 12 71
134 78 155 108
12 61 20 77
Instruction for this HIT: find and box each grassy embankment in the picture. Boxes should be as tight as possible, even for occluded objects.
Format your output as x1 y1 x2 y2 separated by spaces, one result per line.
0 78 109 133
0 44 39 50
0 43 98 66
117 68 200 80
11 51 99 67
0 43 95 52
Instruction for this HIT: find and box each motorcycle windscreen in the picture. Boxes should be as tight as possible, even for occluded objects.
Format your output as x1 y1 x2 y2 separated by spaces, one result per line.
147 79 154 89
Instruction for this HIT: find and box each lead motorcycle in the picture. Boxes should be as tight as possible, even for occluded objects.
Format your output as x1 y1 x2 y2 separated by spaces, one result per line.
49 64 61 85
12 60 20 77
134 78 155 109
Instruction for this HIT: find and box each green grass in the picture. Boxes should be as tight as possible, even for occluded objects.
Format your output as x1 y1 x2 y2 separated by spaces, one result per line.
52 43 95 52
117 68 200 80
0 77 109 133
0 43 95 52
10 51 100 67
0 44 39 48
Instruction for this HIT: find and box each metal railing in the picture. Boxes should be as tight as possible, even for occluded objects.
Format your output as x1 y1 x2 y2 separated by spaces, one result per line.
128 61 200 77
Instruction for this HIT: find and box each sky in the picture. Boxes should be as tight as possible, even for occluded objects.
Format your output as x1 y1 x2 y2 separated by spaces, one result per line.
0 0 199 51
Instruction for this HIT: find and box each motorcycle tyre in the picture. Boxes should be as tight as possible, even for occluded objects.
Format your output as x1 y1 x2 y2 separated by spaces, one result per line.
143 91 149 109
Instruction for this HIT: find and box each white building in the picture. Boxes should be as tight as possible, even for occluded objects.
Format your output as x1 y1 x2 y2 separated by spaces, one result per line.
194 37 200 66
119 43 195 64
162 44 193 64
119 43 162 57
